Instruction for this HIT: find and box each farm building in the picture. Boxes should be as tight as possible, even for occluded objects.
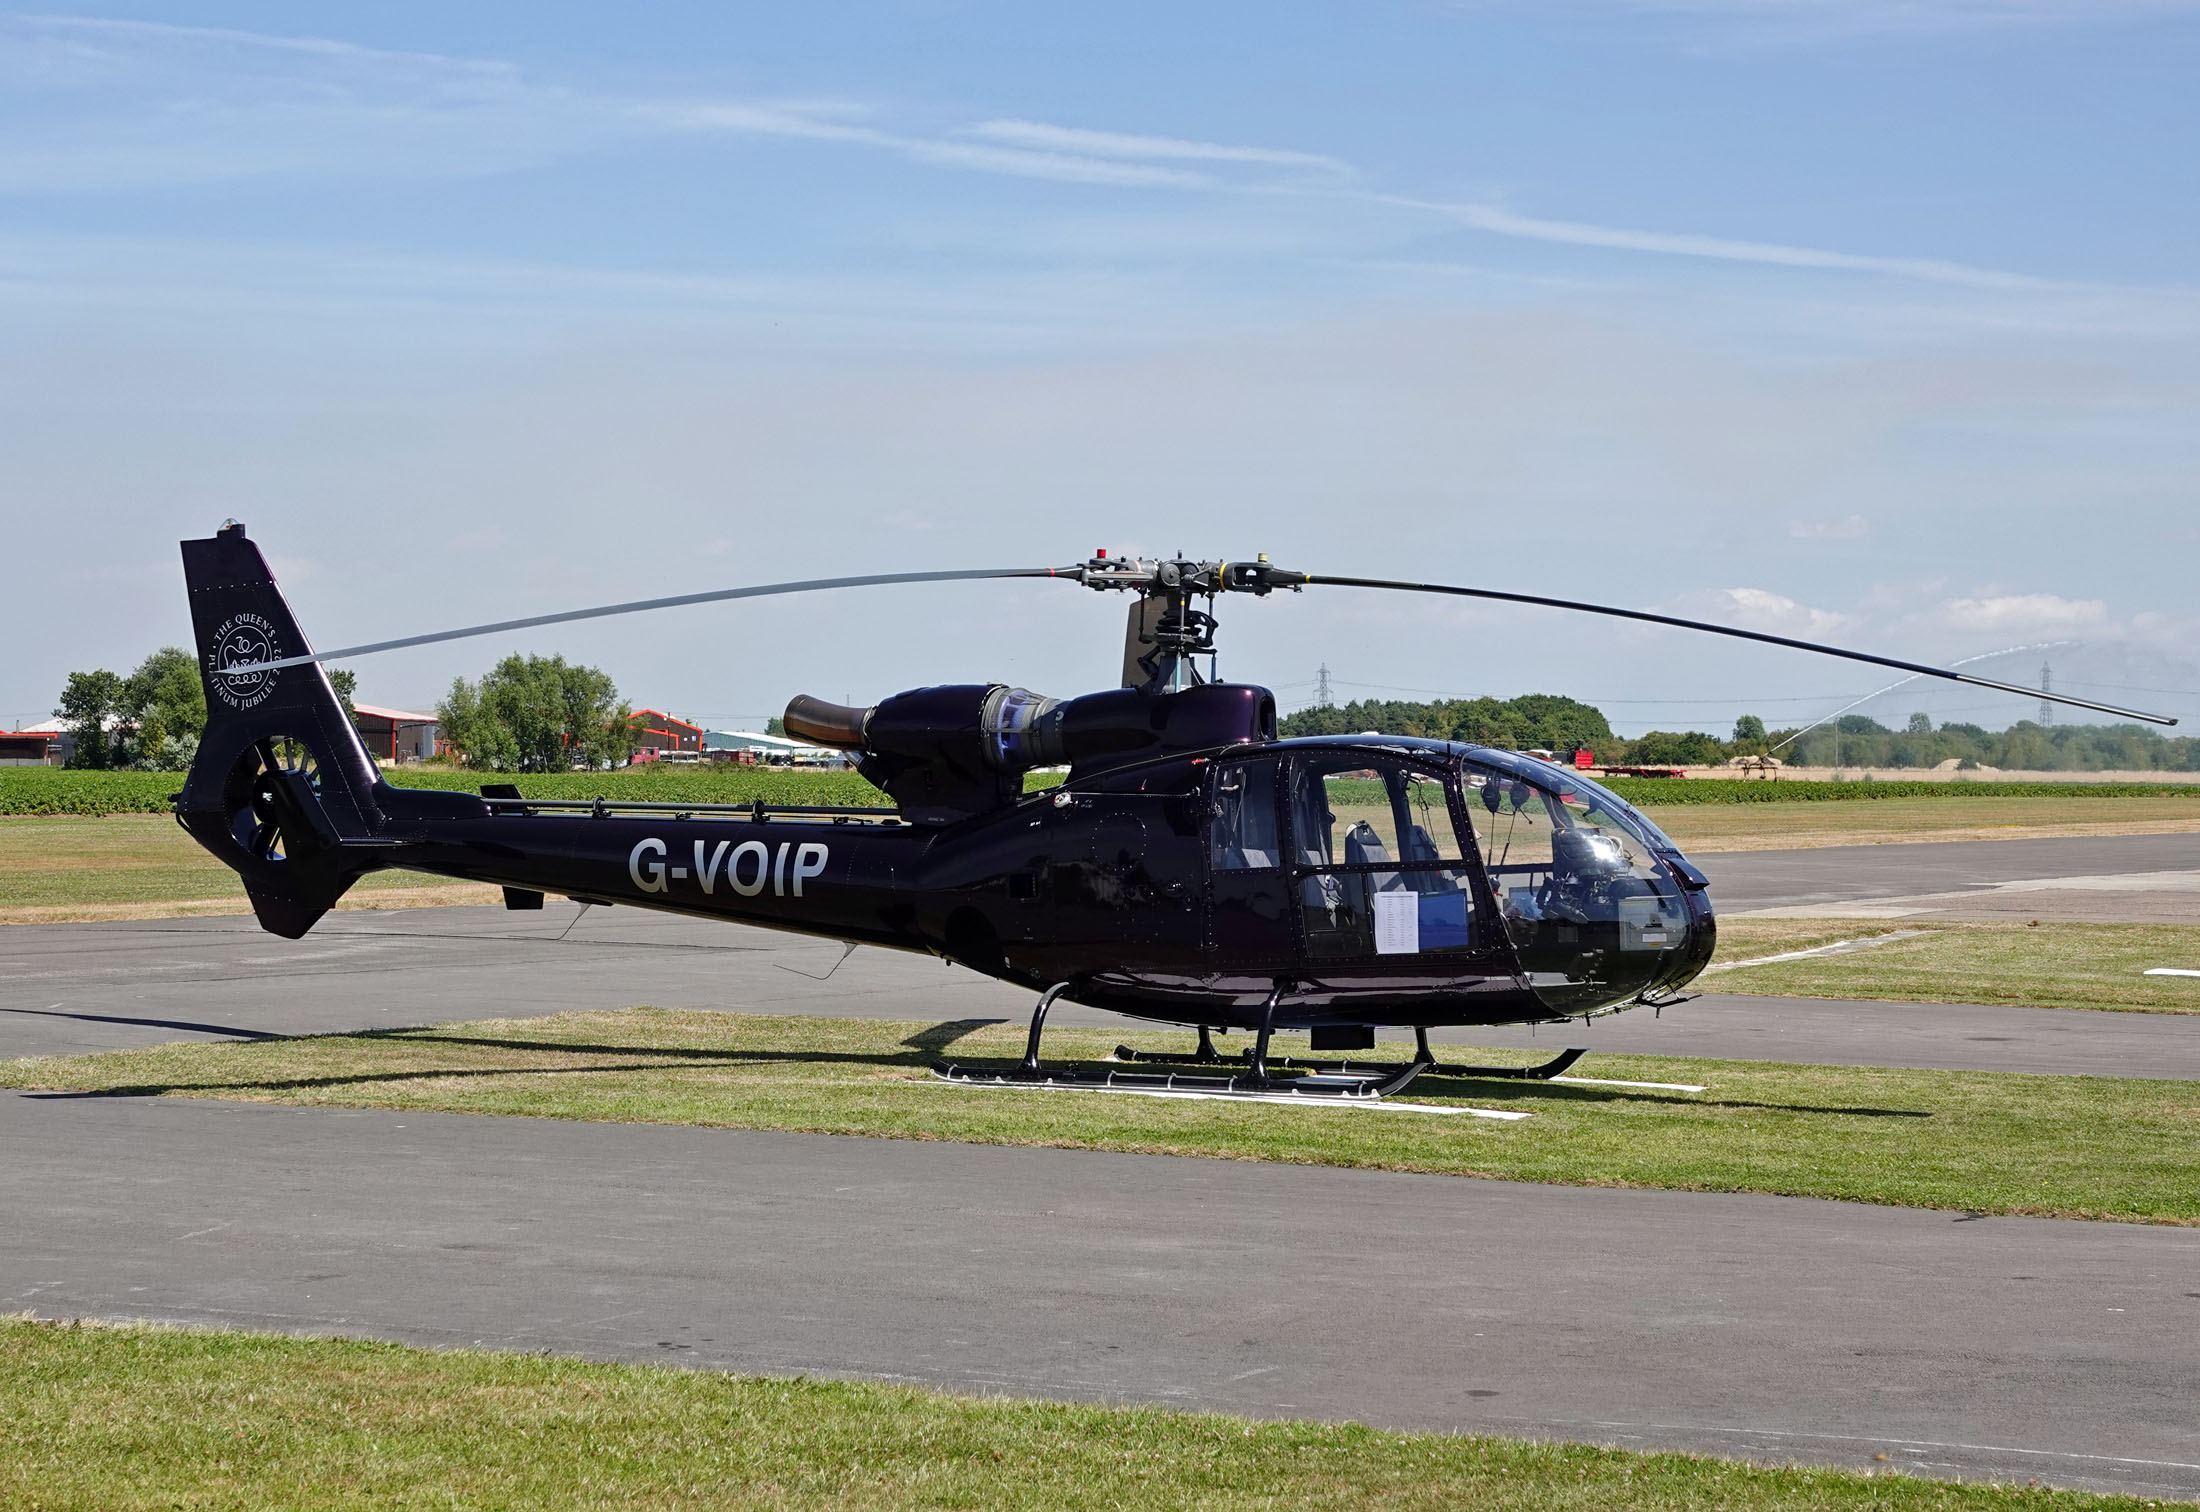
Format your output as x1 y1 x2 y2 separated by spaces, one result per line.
350 704 439 764
1 720 67 765
704 729 848 767
630 709 704 757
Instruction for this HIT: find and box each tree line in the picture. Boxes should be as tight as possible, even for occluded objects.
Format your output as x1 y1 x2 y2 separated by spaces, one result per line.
53 648 358 771
1279 696 2200 772
51 648 633 773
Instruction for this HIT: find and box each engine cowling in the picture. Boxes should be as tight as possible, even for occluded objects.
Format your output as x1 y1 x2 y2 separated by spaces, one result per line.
784 681 1275 824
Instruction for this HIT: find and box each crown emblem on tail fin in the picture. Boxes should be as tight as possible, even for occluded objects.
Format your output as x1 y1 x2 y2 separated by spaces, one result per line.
209 612 281 711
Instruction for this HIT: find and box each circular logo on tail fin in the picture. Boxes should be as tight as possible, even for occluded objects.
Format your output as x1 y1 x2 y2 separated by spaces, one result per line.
209 613 280 710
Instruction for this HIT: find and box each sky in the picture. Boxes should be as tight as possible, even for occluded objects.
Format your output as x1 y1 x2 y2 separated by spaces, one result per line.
5 1 2198 738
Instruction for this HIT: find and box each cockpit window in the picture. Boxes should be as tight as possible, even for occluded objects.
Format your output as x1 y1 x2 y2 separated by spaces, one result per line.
1211 757 1282 871
1288 754 1478 960
1458 756 1692 1012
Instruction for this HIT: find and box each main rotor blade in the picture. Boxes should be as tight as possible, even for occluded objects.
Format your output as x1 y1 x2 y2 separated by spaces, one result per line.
1307 574 2177 726
217 566 1078 676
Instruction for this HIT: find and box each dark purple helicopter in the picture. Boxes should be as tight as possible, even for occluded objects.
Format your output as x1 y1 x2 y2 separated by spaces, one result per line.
175 523 2171 1101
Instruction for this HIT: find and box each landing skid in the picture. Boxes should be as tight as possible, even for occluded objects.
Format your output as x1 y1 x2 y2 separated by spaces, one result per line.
930 982 1433 1102
930 1058 1430 1100
1114 1030 1589 1082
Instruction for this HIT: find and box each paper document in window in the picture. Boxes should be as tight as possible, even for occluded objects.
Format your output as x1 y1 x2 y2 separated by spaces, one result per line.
1373 890 1420 954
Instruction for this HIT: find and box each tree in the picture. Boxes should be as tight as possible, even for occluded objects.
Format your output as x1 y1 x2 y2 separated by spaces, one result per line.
1907 712 1932 735
328 668 357 719
1277 693 1614 753
1627 729 1726 766
117 646 207 769
1732 714 1767 745
56 669 123 769
437 654 636 772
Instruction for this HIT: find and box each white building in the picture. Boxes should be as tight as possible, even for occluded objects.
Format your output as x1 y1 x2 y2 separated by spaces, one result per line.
703 729 847 766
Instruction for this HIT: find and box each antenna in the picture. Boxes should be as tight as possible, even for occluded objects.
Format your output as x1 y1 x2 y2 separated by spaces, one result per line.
1316 663 1334 708
2039 663 2053 726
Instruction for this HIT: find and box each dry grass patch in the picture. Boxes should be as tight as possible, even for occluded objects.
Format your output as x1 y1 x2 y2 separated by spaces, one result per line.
1642 795 2200 852
0 814 495 923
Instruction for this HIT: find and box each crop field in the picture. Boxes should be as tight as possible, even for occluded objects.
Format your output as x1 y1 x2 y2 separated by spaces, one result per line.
8 1010 2195 1223
0 765 898 817
3 1318 2143 1512
9 765 2197 820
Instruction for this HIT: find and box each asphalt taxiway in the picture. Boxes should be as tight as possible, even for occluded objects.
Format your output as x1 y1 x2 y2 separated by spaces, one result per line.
5 1092 2196 1499
5 829 2199 1496
1699 830 2200 912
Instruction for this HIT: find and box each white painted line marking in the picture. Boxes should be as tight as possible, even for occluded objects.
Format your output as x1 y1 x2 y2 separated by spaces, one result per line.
927 1079 1527 1118
1703 930 1933 972
1550 1075 1708 1093
2143 967 2200 978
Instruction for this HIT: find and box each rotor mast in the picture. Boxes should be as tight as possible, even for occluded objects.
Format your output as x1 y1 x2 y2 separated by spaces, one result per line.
1073 552 1306 692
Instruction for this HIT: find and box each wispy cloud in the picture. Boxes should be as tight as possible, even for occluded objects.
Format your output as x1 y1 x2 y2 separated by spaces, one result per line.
966 120 1351 178
663 104 1212 188
1504 0 2200 43
1789 514 1872 540
0 11 2178 304
1937 592 2110 632
1672 587 1853 636
1380 194 2057 291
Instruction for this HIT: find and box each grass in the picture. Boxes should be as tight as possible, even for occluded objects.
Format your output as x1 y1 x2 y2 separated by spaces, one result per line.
7 1010 2196 1224
2 1319 2154 1512
1709 919 2200 1014
1639 794 2200 852
0 813 494 923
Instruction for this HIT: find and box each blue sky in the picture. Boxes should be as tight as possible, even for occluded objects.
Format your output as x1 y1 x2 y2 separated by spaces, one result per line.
6 2 2198 735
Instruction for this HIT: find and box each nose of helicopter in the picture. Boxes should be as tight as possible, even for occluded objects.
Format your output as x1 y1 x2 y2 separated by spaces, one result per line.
1460 752 1716 1018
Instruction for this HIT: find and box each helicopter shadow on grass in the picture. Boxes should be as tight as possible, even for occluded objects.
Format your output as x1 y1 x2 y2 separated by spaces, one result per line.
17 1020 1929 1119
21 1022 1000 1102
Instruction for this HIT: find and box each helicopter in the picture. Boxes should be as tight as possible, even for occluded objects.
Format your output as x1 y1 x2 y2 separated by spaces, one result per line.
175 522 2173 1102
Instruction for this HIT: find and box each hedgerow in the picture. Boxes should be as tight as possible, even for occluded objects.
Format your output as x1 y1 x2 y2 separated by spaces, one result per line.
1599 777 2200 805
6 765 2194 818
0 766 896 816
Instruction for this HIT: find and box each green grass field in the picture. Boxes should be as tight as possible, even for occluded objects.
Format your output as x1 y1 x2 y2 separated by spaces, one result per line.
8 1010 2194 1223
0 1318 2157 1512
1712 919 2200 1013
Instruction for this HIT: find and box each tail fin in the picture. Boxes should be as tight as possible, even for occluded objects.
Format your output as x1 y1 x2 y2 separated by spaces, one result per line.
176 522 384 937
